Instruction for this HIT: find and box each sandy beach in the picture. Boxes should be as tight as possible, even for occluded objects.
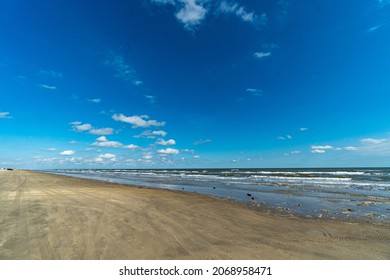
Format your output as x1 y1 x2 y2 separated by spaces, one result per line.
0 170 389 260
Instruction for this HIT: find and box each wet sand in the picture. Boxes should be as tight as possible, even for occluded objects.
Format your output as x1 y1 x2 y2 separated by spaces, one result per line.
0 170 389 260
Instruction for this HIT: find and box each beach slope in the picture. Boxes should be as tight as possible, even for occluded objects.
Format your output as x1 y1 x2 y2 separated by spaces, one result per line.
0 170 389 260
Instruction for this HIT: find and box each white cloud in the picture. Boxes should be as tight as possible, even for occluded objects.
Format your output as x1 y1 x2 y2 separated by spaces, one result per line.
152 130 168 137
144 95 157 104
125 144 139 149
72 123 93 132
42 148 56 151
175 0 208 30
158 148 179 155
134 80 144 86
150 0 265 31
156 139 176 145
309 143 358 154
60 150 75 156
112 114 165 128
367 23 386 32
183 149 195 153
254 52 271 59
300 127 309 131
89 128 114 135
311 149 326 154
70 122 113 135
246 88 263 96
193 155 200 159
142 153 153 160
92 140 123 148
94 157 104 163
277 135 292 140
218 1 259 23
40 84 57 90
151 0 207 30
344 146 358 151
88 98 101 103
0 112 12 119
355 137 390 155
311 145 333 150
92 136 138 149
96 136 108 142
98 153 116 160
360 138 387 144
291 150 301 154
134 130 168 138
152 0 175 4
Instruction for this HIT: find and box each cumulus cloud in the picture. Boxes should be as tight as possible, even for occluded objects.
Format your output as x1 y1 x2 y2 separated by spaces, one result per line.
311 149 326 154
92 140 123 148
96 136 108 142
310 143 359 154
311 145 333 150
112 114 165 128
134 130 168 139
310 145 333 154
89 128 114 135
254 52 271 59
0 112 12 119
175 0 208 30
70 122 113 135
156 139 176 145
97 153 116 161
60 150 75 156
152 130 168 137
92 136 138 149
300 127 309 131
157 148 179 155
142 153 153 160
71 122 93 132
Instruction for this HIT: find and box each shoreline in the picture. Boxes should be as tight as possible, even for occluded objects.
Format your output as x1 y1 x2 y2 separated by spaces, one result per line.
40 169 390 224
1 170 389 260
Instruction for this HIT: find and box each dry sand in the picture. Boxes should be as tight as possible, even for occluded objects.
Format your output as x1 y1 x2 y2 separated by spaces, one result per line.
0 170 389 260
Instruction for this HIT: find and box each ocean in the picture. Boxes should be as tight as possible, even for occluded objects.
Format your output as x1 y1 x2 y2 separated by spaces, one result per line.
44 168 390 222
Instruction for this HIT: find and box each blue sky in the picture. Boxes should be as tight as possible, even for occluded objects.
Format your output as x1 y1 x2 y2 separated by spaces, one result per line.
1 0 390 169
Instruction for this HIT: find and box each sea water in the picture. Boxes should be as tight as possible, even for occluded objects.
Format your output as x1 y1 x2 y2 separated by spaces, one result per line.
43 168 390 222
